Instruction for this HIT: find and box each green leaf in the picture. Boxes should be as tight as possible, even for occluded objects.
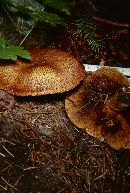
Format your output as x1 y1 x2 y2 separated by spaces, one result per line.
44 0 70 15
0 38 7 48
0 38 31 61
0 47 17 60
32 11 67 26
5 0 68 28
5 0 45 12
7 45 31 60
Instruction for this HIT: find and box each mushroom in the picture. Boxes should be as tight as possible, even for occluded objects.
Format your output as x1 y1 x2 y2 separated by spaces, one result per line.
65 67 130 149
0 48 85 96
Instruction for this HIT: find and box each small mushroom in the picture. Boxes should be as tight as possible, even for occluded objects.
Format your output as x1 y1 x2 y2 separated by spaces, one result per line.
65 67 130 149
0 48 85 96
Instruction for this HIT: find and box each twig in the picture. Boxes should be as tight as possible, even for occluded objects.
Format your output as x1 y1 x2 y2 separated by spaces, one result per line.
0 183 7 191
0 139 15 146
0 152 6 157
88 0 97 11
0 162 13 173
2 6 17 29
92 16 130 27
6 116 46 145
20 25 34 46
16 165 45 171
13 175 22 187
2 145 14 157
1 177 18 191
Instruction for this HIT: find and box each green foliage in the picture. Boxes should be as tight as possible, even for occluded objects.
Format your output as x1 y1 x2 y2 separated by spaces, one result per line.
0 0 74 61
4 0 71 28
31 10 67 26
75 18 103 52
43 0 71 15
0 37 31 61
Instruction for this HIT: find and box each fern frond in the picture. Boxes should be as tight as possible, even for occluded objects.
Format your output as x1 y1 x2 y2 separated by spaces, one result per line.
32 11 67 26
75 18 104 52
4 0 70 27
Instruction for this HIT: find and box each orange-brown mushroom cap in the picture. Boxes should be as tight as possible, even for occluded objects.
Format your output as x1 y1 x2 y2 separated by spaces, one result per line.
0 48 85 96
65 67 130 149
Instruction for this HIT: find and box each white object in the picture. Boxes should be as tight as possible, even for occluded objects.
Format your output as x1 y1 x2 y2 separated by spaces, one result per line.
83 64 130 79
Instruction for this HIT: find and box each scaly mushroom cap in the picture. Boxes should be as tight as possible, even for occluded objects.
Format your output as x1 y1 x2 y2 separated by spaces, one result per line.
65 67 130 149
0 48 85 96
